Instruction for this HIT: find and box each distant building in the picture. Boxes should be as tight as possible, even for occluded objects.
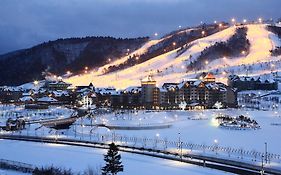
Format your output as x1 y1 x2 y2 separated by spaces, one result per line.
90 73 237 110
95 87 119 107
37 96 58 105
141 75 159 109
204 72 216 82
228 75 278 91
0 86 23 103
44 80 71 91
123 86 142 108
159 73 237 109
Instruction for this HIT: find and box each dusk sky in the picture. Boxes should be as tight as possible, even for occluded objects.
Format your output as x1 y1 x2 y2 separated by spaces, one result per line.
0 0 280 54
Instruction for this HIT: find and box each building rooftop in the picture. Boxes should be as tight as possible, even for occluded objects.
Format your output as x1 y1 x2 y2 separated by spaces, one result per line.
141 75 156 82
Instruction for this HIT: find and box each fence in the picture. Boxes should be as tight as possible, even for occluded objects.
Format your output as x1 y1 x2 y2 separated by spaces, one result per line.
0 159 34 173
9 127 281 166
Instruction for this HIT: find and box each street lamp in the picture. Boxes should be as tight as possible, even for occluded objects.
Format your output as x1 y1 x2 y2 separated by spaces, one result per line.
178 132 183 160
214 139 218 155
205 60 209 65
33 80 39 86
265 142 268 164
261 155 265 175
138 118 142 126
201 31 205 36
231 18 236 25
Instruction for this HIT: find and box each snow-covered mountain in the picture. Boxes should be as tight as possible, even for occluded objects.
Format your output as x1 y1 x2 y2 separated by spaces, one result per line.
0 37 149 85
65 23 281 89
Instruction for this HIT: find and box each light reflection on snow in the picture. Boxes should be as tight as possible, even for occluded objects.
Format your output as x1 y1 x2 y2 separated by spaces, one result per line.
210 117 220 127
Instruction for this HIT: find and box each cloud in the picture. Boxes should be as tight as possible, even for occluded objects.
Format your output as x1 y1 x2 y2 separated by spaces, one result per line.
0 0 280 54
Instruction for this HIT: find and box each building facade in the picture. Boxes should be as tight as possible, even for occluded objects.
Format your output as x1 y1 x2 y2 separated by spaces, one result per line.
228 75 278 91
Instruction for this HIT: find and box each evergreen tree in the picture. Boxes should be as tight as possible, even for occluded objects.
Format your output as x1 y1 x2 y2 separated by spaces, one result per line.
101 143 124 175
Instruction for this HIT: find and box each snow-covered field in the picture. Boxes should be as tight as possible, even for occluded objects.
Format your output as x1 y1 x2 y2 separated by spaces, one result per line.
0 140 233 175
78 109 281 156
1 104 280 156
1 104 281 173
0 105 74 125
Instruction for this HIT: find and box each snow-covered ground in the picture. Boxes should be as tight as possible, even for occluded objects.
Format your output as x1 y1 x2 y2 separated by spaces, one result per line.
1 104 280 156
76 109 281 156
0 105 74 125
1 104 281 172
64 24 281 89
0 169 26 175
0 140 233 175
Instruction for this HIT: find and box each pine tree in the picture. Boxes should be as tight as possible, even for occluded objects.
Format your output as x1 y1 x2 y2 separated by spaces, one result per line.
101 142 124 175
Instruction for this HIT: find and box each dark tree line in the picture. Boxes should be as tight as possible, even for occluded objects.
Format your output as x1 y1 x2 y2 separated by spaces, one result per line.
268 25 281 56
187 27 250 71
0 36 148 85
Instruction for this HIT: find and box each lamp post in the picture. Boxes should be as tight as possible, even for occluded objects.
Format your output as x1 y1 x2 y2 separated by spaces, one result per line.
214 139 218 155
178 132 183 160
155 133 160 148
261 155 264 175
265 142 268 164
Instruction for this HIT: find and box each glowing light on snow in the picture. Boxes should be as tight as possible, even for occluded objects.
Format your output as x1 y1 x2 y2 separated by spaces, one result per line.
154 33 158 36
33 80 39 85
214 139 218 144
64 25 239 89
210 117 219 127
243 19 247 23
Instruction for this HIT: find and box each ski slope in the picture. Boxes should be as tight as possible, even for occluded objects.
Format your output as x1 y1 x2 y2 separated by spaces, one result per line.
98 39 163 73
65 24 281 89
